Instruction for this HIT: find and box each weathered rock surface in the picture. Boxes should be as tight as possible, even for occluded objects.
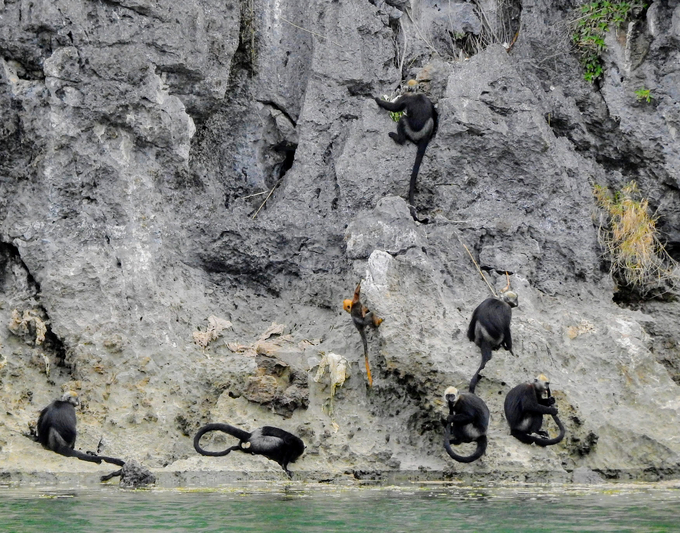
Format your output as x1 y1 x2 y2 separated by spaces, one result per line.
1 0 679 486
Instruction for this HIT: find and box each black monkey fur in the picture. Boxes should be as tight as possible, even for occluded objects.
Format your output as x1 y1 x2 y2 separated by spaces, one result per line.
37 392 125 467
443 387 489 463
374 93 437 221
504 375 566 446
193 423 305 477
467 291 517 393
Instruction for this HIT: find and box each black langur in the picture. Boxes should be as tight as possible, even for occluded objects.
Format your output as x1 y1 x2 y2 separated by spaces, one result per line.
443 386 489 463
343 283 383 387
374 81 437 221
467 277 518 393
193 423 305 478
504 374 566 446
36 391 125 467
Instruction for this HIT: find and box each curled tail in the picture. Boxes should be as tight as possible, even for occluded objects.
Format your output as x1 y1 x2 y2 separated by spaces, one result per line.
193 423 251 456
511 414 566 447
443 425 487 463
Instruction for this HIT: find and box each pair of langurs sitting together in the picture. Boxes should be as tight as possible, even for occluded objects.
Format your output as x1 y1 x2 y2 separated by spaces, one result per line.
444 374 566 463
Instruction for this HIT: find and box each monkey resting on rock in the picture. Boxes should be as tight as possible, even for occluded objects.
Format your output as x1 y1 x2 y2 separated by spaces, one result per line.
373 80 437 222
504 374 566 446
36 391 125 469
343 283 383 387
443 386 489 463
194 423 305 478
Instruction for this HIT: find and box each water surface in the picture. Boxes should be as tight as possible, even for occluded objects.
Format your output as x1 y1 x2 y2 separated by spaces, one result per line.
1 482 678 532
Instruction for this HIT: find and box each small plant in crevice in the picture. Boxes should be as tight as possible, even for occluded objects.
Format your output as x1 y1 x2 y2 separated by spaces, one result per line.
635 87 652 103
571 1 647 83
594 181 679 298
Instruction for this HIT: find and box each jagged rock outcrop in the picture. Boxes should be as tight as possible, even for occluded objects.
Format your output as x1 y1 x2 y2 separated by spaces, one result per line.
0 0 679 484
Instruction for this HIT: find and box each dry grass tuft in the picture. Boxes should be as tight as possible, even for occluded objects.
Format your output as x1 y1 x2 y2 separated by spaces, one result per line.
594 181 679 297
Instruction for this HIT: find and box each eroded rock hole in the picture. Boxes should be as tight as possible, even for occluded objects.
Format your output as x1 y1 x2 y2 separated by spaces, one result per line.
273 141 297 181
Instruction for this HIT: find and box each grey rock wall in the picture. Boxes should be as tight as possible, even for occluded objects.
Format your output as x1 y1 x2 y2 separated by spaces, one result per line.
0 0 679 484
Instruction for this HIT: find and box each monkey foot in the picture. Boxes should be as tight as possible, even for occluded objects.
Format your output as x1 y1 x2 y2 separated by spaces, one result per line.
388 132 406 145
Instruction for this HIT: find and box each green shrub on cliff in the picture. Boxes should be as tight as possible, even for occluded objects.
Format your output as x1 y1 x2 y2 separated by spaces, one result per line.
572 2 647 83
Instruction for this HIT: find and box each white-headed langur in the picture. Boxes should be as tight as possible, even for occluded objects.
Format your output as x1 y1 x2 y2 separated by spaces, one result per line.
504 374 566 446
467 276 518 393
343 283 383 387
193 423 305 478
443 386 489 463
37 391 125 468
373 80 437 222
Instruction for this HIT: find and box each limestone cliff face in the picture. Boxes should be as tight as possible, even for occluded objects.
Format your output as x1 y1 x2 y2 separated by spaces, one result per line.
1 0 679 483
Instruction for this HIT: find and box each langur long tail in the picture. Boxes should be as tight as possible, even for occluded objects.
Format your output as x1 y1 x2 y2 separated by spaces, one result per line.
50 432 124 466
364 353 373 387
408 106 437 210
469 342 493 394
468 375 478 394
359 330 373 387
443 425 487 463
61 447 104 464
409 139 430 207
91 454 125 466
100 469 123 482
511 414 566 447
62 448 124 466
193 423 251 456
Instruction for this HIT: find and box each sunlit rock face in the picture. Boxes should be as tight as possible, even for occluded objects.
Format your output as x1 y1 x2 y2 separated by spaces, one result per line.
0 0 679 483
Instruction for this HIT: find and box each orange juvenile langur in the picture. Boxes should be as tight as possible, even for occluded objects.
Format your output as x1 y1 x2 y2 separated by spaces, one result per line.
343 283 383 386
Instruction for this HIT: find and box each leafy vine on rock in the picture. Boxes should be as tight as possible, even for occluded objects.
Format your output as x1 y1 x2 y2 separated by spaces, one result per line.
571 1 647 83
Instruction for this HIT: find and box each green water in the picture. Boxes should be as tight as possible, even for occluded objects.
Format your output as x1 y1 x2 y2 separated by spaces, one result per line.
0 483 678 532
